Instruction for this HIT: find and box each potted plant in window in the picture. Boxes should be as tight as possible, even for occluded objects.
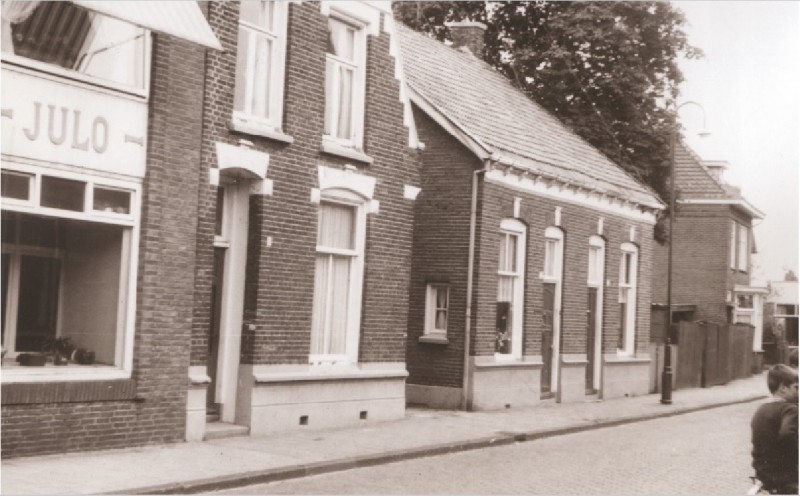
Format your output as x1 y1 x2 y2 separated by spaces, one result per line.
43 337 75 366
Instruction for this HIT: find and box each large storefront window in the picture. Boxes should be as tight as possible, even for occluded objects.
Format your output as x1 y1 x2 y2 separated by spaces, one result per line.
1 1 147 92
1 165 139 380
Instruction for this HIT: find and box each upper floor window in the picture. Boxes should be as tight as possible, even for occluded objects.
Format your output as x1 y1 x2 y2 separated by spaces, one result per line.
587 236 605 288
618 243 639 355
1 1 148 93
324 15 366 150
233 0 288 132
730 220 750 272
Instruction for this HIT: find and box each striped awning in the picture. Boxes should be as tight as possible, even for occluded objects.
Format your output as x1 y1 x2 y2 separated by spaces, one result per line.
71 1 222 50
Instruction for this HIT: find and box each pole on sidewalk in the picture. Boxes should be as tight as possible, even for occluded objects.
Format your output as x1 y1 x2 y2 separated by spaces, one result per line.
661 111 676 405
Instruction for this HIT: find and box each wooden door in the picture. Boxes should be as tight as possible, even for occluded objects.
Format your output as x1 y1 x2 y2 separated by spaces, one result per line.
541 282 555 396
586 288 597 392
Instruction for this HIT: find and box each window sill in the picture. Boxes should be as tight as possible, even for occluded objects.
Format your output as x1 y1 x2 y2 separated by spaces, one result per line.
419 334 449 345
1 363 131 383
228 120 294 144
474 356 542 369
253 366 408 383
321 140 374 164
605 354 651 364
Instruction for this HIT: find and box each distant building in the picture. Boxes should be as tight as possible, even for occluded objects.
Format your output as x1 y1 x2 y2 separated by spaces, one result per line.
764 280 798 364
651 142 767 361
398 22 664 410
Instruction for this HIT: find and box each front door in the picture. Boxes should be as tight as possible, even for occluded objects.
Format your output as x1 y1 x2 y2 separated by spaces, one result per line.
586 288 597 393
541 282 555 397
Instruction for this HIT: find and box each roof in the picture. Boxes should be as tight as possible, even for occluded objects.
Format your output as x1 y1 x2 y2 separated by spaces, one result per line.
395 23 663 210
675 141 764 219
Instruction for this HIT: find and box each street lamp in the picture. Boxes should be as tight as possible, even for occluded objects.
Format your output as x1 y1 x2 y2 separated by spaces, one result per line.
661 100 710 405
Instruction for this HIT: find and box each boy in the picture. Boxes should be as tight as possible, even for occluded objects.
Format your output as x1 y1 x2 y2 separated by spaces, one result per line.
751 364 798 494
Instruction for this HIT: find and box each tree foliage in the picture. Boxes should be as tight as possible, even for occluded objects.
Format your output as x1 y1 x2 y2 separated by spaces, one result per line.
394 1 703 241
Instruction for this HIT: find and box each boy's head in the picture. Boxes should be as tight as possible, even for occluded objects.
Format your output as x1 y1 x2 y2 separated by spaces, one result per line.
767 364 798 402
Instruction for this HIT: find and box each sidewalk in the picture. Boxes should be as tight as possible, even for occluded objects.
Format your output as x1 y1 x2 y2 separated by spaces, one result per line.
2 375 768 495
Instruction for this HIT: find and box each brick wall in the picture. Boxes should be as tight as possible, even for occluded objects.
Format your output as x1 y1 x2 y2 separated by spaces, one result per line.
2 32 207 458
200 3 418 366
406 104 655 388
651 203 754 323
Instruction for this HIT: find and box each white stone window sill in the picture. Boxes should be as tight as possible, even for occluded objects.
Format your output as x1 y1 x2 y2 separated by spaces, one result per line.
1 365 130 383
228 120 294 144
474 356 542 369
321 140 374 164
253 367 408 384
419 333 448 344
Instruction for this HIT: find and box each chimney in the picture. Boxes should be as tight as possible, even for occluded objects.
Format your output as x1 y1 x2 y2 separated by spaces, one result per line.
446 21 487 58
701 160 729 183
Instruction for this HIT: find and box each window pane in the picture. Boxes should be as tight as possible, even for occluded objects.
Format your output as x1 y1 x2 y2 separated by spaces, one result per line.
729 221 737 269
324 58 337 136
497 274 513 302
496 301 511 354
310 254 350 356
737 294 754 309
240 0 274 31
233 28 251 114
251 35 272 119
3 2 146 89
336 65 353 139
435 309 447 330
15 255 60 352
436 287 448 310
738 225 748 271
498 234 508 271
317 202 355 250
1 171 31 200
93 187 131 214
328 19 355 61
545 239 557 277
41 176 85 212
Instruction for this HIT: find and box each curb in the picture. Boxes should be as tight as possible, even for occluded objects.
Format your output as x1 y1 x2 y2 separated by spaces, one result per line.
110 394 767 495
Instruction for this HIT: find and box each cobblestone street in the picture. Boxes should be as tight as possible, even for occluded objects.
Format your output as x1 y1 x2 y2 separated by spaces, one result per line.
219 402 756 495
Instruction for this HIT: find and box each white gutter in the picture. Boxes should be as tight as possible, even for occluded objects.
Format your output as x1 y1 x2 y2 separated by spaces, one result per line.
677 198 764 219
462 160 491 411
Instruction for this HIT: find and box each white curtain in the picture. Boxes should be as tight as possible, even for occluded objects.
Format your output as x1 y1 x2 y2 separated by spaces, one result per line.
310 254 350 356
497 275 513 302
318 203 354 250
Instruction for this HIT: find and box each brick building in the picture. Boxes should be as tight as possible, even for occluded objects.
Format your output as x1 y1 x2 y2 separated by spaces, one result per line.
187 2 420 440
651 142 766 356
1 1 421 457
1 2 221 457
397 23 664 410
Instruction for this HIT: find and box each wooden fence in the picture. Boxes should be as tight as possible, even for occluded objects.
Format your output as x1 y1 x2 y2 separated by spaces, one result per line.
674 321 754 390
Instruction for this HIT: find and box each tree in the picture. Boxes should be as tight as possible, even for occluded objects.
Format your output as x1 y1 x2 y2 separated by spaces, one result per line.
394 1 702 241
785 270 798 282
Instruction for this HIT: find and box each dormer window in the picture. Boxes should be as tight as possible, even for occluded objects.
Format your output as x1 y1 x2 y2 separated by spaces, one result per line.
1 1 148 93
324 15 366 150
232 0 288 133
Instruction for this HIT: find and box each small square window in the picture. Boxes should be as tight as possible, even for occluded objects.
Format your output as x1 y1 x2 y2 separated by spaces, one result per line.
93 187 131 215
40 176 86 212
1 171 32 201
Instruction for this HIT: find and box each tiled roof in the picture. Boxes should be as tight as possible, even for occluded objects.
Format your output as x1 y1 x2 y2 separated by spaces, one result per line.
674 141 730 199
396 23 663 209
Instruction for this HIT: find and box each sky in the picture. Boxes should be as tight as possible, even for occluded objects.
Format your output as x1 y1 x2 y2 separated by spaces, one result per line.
672 1 800 286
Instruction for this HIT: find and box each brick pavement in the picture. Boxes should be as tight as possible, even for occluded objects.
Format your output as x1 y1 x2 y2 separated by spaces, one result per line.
0 375 768 495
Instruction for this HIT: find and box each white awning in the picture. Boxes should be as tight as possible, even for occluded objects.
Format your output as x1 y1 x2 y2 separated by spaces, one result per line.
72 1 222 50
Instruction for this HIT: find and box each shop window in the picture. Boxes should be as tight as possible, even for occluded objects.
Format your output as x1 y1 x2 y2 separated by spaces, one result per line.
1 171 32 201
424 284 449 336
310 192 366 364
1 165 138 381
618 243 638 355
323 15 366 150
232 0 288 133
1 1 148 92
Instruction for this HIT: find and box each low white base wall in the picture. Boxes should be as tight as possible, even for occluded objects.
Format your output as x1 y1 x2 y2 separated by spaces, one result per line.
237 363 408 436
468 356 543 411
602 354 651 399
558 354 589 403
186 366 211 442
406 384 461 410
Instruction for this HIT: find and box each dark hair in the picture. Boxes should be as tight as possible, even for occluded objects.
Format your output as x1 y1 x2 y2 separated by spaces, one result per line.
790 348 798 368
767 364 798 394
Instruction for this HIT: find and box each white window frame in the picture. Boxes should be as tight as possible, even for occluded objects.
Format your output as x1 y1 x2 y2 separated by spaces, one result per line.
322 12 367 152
729 220 737 270
232 0 288 133
543 226 564 390
737 223 749 272
424 284 449 337
1 161 140 383
309 188 367 365
587 235 605 390
618 243 638 356
1 4 152 98
496 219 526 360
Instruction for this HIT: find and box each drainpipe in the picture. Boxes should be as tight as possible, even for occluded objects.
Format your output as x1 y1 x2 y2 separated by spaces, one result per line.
462 161 491 411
